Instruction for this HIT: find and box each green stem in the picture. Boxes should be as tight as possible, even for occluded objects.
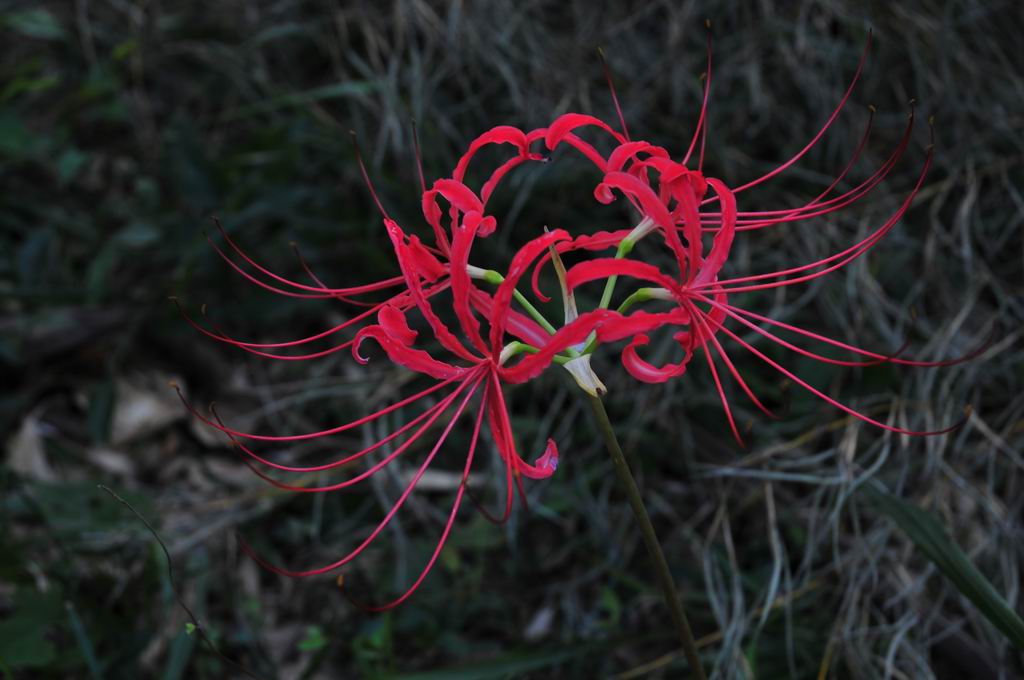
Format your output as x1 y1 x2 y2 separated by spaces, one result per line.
585 394 707 680
478 268 559 336
501 341 571 365
597 238 635 310
513 289 558 335
581 287 658 354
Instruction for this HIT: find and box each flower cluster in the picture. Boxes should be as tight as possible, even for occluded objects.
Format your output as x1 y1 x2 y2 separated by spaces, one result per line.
177 36 972 607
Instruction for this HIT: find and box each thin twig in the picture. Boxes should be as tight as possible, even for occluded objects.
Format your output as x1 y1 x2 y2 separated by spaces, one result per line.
98 485 265 680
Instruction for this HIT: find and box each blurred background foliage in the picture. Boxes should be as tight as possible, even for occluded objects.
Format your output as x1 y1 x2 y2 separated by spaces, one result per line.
1 1 1021 678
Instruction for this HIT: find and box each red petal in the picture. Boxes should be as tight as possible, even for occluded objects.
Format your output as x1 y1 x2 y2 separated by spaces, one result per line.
488 229 571 354
594 308 691 343
606 141 670 173
544 113 625 151
449 214 489 354
384 220 478 362
565 257 680 296
621 334 691 383
469 288 549 347
485 372 559 480
353 325 468 380
377 304 417 346
599 171 688 275
499 308 617 384
691 178 736 287
454 125 530 182
406 236 446 281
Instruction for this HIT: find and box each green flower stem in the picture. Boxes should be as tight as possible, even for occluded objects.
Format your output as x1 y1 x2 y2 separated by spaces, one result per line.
478 268 559 336
614 287 658 316
597 237 636 310
579 286 659 356
586 394 707 680
500 341 571 365
513 289 558 335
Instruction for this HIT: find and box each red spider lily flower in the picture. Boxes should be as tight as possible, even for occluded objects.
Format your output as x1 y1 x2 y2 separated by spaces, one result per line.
177 173 633 608
173 108 664 606
548 35 980 445
174 114 631 368
175 29 982 612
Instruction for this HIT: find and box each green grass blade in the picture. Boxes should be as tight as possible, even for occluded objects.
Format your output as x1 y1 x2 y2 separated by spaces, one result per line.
394 641 612 680
223 81 376 120
864 484 1024 650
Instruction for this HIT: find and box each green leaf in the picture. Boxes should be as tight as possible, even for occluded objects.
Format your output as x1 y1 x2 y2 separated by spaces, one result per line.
184 623 196 636
298 625 326 652
0 112 37 159
395 641 608 680
87 378 116 444
56 148 89 186
4 9 66 41
865 484 1024 649
111 39 138 61
223 81 375 120
0 587 62 669
65 601 103 679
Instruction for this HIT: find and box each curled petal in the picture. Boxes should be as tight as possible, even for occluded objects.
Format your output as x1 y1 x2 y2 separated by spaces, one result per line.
499 308 618 384
377 304 417 346
621 334 692 383
450 213 489 353
566 258 681 297
384 219 478 362
530 229 632 302
485 371 560 480
525 439 560 479
469 289 549 348
425 178 484 215
489 229 571 353
407 236 446 282
454 125 530 182
353 326 467 380
544 113 625 151
606 141 670 173
599 171 688 275
595 308 692 343
692 178 736 287
420 178 487 251
480 155 541 206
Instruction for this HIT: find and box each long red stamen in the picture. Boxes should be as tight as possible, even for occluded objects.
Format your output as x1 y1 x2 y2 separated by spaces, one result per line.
239 372 486 580
682 21 713 167
210 218 405 298
713 322 965 436
230 372 484 494
598 47 630 141
342 383 489 610
688 301 777 419
695 293 984 368
696 136 931 295
702 31 871 205
695 104 876 233
210 383 465 474
683 302 743 444
410 118 428 195
175 373 464 443
350 130 391 220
